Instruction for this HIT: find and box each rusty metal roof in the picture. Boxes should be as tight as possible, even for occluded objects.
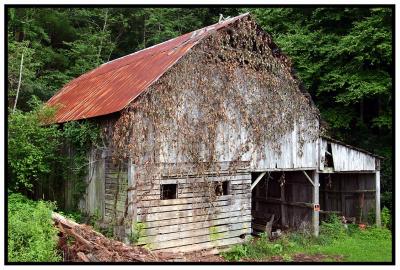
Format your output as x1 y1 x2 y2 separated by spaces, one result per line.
46 13 249 123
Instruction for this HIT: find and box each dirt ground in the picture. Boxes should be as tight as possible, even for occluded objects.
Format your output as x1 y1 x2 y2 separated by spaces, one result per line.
169 249 343 262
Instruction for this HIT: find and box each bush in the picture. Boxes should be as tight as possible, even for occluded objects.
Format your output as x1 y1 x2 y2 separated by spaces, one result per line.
319 214 347 244
8 193 61 262
367 206 392 230
356 226 392 241
222 233 292 261
8 102 61 191
381 207 392 230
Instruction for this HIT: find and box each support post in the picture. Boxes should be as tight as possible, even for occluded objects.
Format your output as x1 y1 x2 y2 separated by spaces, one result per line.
312 171 320 237
280 185 287 227
375 171 381 227
127 159 137 241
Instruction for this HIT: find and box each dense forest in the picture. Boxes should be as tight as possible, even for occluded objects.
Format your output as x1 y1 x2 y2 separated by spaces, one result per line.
7 7 393 208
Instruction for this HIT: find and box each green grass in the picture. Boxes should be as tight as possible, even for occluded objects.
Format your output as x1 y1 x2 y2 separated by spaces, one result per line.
222 215 392 262
291 228 392 262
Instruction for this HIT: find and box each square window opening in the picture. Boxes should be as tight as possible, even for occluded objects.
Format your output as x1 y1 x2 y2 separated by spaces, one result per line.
161 184 177 200
214 181 230 196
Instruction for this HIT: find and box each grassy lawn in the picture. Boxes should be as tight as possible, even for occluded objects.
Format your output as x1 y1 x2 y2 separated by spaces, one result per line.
222 216 392 263
294 229 392 262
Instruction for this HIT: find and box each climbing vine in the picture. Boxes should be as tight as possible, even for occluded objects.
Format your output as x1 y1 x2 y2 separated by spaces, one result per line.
62 120 103 209
111 16 321 220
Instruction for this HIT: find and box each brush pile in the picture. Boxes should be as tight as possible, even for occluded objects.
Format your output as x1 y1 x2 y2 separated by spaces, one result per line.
52 212 171 262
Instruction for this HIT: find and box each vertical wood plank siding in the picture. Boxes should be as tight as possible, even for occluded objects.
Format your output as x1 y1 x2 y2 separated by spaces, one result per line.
319 139 376 171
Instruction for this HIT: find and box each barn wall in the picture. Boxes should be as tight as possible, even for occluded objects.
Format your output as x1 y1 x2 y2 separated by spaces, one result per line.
157 71 320 171
319 173 376 223
80 148 105 217
134 169 252 252
331 143 376 171
252 122 318 170
103 155 129 223
319 138 376 172
158 109 319 171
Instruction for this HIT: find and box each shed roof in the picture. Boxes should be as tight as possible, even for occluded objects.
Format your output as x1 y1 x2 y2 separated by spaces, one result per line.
46 13 249 123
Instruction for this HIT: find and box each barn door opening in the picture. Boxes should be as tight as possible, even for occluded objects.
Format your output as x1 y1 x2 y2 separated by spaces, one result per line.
319 173 377 225
251 171 315 236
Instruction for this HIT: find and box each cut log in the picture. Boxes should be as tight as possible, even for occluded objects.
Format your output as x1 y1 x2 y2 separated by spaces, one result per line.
77 252 90 262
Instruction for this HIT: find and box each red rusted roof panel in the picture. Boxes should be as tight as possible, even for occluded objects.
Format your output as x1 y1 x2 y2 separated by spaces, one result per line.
47 14 249 123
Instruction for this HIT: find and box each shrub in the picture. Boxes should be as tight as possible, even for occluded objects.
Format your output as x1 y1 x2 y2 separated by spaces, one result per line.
346 223 360 236
222 244 249 261
319 214 347 244
367 206 392 230
8 102 61 191
381 207 392 230
287 231 316 247
8 193 61 262
355 226 392 241
222 233 292 261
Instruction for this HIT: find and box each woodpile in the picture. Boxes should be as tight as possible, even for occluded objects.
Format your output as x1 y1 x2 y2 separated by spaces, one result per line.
52 212 169 262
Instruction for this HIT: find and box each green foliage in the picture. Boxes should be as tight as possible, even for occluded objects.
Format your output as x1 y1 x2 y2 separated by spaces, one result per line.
367 206 392 230
381 207 392 230
346 224 361 236
357 226 391 240
319 214 347 243
59 210 83 224
8 193 61 262
8 102 61 191
63 120 101 151
62 120 102 208
222 232 293 261
129 222 146 244
222 244 250 261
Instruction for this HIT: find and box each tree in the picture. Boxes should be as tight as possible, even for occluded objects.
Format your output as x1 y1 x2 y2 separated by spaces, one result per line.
8 99 61 191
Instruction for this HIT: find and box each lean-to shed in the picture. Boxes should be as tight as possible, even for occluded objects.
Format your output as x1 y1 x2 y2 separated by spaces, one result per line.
47 13 383 253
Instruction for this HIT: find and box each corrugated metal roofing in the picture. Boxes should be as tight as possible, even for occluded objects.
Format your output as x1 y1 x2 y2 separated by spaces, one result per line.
46 13 249 123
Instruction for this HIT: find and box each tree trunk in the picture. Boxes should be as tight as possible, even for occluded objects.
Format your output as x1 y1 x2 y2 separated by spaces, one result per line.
97 9 109 62
13 49 24 113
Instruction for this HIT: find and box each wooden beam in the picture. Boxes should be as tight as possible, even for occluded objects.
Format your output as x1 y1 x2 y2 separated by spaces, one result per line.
375 171 381 227
319 189 376 193
251 172 266 190
280 185 287 226
320 167 334 174
312 171 320 237
302 171 315 186
258 197 314 209
127 159 137 237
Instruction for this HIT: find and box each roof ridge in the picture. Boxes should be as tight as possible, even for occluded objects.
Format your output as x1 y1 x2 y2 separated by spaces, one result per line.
71 13 249 85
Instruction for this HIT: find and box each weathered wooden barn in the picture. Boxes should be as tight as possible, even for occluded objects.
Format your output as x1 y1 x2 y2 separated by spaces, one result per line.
47 13 382 253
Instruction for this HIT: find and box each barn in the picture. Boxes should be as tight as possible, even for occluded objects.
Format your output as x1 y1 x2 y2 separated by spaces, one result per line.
47 13 382 253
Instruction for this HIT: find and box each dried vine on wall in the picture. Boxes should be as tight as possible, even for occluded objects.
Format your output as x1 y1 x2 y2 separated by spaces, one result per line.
110 17 321 224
